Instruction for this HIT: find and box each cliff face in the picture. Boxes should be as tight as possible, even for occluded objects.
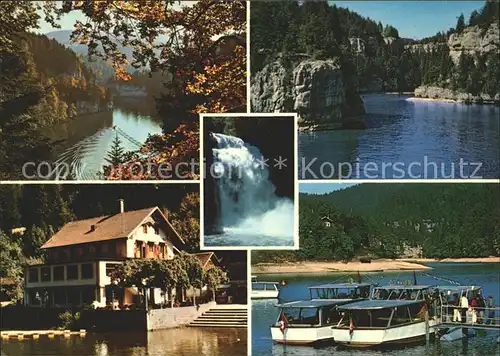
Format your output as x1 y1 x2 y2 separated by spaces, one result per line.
251 57 365 131
448 24 499 64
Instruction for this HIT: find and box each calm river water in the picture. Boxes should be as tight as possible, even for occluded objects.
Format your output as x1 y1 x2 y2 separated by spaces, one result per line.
252 263 500 356
298 94 500 179
1 327 247 356
44 108 162 180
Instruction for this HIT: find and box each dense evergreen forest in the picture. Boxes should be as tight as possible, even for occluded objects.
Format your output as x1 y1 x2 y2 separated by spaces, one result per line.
0 16 110 179
251 0 500 95
252 184 500 264
0 184 200 301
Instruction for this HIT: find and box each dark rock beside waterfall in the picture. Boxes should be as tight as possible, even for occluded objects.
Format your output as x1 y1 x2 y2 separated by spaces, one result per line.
203 131 223 235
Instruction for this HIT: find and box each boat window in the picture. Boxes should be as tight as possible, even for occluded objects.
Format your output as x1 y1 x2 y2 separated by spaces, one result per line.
300 308 320 325
409 302 427 322
352 309 392 328
252 283 265 290
359 286 370 298
282 308 319 326
311 287 365 299
282 307 301 324
372 288 390 300
390 306 411 326
321 306 342 325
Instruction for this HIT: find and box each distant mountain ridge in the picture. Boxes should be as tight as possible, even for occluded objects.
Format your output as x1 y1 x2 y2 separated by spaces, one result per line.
45 30 133 81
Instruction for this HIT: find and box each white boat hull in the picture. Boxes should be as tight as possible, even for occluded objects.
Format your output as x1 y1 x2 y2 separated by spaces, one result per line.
332 321 438 347
251 290 279 299
271 326 334 345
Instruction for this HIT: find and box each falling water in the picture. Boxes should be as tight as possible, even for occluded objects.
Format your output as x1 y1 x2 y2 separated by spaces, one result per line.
206 133 294 246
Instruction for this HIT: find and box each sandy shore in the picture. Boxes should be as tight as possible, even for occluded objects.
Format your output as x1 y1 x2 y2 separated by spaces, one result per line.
399 257 500 263
252 257 500 275
252 259 432 274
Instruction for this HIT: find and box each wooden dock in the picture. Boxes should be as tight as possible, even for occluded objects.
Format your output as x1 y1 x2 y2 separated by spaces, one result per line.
1 329 86 340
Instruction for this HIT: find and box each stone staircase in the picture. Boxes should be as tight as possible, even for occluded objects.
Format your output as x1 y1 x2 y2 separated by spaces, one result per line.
188 305 247 328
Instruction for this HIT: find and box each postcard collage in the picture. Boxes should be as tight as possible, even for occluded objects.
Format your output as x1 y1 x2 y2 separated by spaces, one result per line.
0 1 499 356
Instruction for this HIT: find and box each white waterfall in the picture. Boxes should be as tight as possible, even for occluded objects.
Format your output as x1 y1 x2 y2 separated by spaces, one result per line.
210 133 294 244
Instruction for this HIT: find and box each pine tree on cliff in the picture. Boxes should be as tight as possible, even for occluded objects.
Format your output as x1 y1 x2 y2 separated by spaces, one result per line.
105 133 126 166
484 54 500 99
469 10 481 26
456 13 466 33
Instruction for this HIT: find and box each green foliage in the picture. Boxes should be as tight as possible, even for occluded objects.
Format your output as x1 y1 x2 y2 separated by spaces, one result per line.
165 193 200 252
204 266 228 301
0 231 24 302
254 184 500 264
104 133 126 167
456 14 466 33
109 253 207 306
0 2 111 179
383 25 399 39
57 310 80 330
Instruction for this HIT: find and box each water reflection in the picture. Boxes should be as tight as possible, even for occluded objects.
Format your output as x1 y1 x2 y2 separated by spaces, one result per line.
43 109 163 180
1 328 247 356
298 94 500 179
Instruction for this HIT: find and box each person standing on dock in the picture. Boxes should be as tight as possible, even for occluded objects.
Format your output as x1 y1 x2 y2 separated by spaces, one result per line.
460 294 469 322
486 296 496 325
453 294 461 322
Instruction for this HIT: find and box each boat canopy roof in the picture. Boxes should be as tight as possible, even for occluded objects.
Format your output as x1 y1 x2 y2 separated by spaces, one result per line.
308 283 371 289
338 299 422 311
252 281 280 285
435 285 482 291
374 284 434 290
276 299 352 308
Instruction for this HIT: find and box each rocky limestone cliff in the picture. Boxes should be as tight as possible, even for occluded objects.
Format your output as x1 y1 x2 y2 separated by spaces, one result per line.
251 57 365 131
414 85 500 104
404 42 447 53
448 24 499 64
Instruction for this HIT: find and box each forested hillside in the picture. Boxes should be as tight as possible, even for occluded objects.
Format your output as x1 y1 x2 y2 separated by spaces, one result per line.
0 184 200 301
252 184 500 264
251 0 499 95
26 33 111 122
0 11 110 179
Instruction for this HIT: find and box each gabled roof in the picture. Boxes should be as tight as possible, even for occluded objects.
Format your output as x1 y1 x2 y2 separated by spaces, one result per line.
321 216 333 222
276 299 349 308
192 252 219 269
309 283 371 289
374 285 434 290
338 299 422 310
41 207 184 249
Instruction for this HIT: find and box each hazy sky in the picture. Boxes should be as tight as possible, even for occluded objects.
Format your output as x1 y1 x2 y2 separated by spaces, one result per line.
36 1 483 39
299 183 360 194
330 1 484 39
35 1 196 34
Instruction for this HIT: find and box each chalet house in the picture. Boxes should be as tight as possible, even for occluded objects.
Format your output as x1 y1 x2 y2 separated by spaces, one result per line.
23 202 203 308
321 216 333 228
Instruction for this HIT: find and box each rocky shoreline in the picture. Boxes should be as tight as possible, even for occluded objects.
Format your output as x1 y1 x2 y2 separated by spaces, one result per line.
251 56 365 132
298 116 366 132
413 85 500 105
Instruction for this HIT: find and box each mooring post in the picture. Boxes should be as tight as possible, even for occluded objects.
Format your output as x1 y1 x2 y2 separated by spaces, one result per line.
425 310 430 343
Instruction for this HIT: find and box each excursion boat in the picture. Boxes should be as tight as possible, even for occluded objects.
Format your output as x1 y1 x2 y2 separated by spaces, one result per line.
371 284 436 301
331 299 438 347
251 276 281 299
270 282 371 345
